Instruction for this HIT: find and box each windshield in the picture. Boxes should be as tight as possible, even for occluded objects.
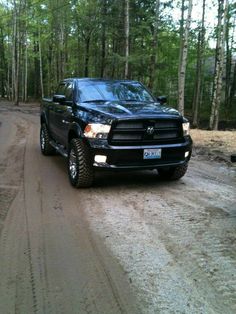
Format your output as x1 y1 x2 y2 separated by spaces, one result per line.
77 81 155 103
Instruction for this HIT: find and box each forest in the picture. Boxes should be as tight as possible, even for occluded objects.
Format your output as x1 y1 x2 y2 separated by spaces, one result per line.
0 0 235 129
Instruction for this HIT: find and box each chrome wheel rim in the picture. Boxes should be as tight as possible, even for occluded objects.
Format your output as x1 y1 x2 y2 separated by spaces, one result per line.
69 149 77 179
41 129 45 150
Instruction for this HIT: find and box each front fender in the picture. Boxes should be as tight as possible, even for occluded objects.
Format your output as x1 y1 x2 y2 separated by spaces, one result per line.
68 122 93 149
40 111 48 127
67 122 85 146
69 122 83 137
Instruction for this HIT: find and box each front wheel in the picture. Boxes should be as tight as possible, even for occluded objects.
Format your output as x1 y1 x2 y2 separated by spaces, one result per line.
158 163 188 180
68 138 94 188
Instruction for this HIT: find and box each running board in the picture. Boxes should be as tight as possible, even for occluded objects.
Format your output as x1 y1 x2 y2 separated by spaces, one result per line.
49 141 68 158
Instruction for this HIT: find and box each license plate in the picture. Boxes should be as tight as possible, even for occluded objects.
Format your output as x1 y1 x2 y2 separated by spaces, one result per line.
143 148 162 159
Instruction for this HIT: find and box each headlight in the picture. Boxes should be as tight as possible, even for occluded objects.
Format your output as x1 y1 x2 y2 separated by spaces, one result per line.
84 123 111 139
182 122 190 136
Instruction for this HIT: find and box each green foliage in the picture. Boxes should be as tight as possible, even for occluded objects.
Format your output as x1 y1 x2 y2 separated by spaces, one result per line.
0 0 235 125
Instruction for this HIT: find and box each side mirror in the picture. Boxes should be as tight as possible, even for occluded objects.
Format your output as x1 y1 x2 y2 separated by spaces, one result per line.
156 96 167 105
53 94 66 104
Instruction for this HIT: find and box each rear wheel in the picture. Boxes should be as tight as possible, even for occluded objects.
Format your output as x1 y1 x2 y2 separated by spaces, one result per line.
158 163 188 180
40 124 55 155
68 138 94 188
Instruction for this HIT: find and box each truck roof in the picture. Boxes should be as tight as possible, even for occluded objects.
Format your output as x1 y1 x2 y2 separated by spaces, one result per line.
61 78 139 84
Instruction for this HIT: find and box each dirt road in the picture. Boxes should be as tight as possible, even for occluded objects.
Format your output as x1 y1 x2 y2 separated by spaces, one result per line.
0 102 236 314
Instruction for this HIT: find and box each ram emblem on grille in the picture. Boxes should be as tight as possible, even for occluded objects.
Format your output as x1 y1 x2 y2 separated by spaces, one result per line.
146 126 155 135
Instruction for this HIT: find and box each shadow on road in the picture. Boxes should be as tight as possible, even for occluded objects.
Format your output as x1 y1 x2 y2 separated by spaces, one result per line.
43 150 186 189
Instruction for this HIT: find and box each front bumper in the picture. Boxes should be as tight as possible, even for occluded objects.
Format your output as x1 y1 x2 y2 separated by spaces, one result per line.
87 137 192 170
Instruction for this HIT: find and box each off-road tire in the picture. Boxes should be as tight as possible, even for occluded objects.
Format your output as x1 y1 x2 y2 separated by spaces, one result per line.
231 154 236 163
40 124 55 155
158 163 188 180
68 138 94 188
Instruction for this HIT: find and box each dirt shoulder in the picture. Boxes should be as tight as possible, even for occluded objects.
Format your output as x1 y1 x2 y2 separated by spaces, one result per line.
191 129 236 164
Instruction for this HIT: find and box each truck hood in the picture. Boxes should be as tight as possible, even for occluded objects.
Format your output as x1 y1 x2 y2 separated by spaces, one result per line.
78 101 181 119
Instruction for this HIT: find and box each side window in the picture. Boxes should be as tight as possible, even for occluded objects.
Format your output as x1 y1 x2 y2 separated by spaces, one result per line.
64 82 73 101
56 83 66 95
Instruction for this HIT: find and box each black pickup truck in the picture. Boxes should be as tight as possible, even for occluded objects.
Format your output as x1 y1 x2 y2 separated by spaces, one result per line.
40 78 192 187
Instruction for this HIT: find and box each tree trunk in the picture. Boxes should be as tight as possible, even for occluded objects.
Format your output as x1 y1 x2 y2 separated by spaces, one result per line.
39 28 44 98
100 0 107 78
111 39 117 79
7 26 11 100
47 40 53 96
178 0 185 90
192 0 206 127
12 2 19 105
124 0 130 79
229 59 236 107
15 20 20 105
7 60 11 100
59 17 65 80
224 5 231 111
149 0 160 89
84 35 91 77
0 26 7 98
33 37 40 99
209 0 228 130
24 38 28 102
178 0 193 115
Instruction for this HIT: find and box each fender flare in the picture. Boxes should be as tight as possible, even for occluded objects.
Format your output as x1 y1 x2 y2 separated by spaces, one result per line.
67 122 86 148
40 111 48 127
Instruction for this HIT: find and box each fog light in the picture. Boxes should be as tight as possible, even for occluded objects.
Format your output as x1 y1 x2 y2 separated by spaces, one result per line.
185 151 189 158
94 155 107 163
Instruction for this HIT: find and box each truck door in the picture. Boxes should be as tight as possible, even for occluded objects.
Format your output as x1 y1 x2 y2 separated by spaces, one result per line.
56 82 74 147
50 82 67 142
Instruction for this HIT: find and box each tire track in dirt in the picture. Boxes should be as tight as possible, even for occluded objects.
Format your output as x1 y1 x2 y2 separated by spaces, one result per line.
0 107 139 313
38 154 139 314
0 185 34 314
0 113 28 237
23 176 39 313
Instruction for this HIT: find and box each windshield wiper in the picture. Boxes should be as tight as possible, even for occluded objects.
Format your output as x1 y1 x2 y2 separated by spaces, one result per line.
121 99 151 102
82 99 107 103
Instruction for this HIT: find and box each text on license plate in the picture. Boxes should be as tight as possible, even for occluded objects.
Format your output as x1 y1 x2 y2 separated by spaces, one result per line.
143 148 162 159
